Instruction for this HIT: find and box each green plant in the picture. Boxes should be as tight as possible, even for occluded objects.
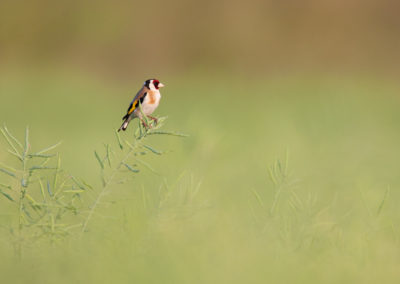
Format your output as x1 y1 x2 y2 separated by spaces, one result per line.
80 117 187 234
250 153 340 251
0 125 85 257
0 117 187 257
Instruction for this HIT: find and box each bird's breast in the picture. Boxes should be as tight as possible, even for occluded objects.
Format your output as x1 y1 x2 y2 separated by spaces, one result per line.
140 91 161 115
148 91 161 105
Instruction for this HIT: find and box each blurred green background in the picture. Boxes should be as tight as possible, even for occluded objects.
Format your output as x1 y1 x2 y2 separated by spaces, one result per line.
1 1 400 283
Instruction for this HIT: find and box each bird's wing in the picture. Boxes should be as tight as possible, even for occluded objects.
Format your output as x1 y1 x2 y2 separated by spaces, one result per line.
124 86 148 118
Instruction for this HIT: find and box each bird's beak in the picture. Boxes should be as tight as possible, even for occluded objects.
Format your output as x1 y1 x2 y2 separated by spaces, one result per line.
158 82 165 88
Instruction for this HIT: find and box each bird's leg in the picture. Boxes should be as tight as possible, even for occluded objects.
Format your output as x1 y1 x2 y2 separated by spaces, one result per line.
148 115 158 125
140 118 150 129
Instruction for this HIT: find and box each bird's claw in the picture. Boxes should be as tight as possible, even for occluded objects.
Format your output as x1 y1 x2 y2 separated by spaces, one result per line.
141 116 158 130
141 120 150 129
149 116 158 125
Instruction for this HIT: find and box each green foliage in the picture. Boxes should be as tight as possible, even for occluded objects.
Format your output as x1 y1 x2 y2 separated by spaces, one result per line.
81 117 187 234
0 120 187 255
0 125 85 256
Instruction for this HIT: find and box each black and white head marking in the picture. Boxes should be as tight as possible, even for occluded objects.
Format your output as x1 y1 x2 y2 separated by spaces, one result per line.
144 79 161 91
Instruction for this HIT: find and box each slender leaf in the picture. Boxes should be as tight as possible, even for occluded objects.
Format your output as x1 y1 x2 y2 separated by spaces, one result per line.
115 130 123 150
0 128 21 157
29 166 57 171
3 125 23 149
80 179 93 190
39 157 51 167
22 206 33 221
35 141 62 155
70 176 85 190
25 194 38 205
0 162 17 173
252 189 264 207
94 151 104 169
105 144 112 167
136 158 159 175
0 183 11 190
377 186 390 216
39 179 46 201
7 149 22 161
0 190 14 202
268 166 278 185
63 189 85 193
47 181 53 197
147 130 188 137
125 140 136 151
28 154 56 158
143 144 162 155
123 163 140 173
0 168 16 177
23 126 29 157
54 154 61 190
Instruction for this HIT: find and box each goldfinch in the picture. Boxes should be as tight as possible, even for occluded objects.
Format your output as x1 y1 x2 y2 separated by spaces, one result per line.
118 79 164 131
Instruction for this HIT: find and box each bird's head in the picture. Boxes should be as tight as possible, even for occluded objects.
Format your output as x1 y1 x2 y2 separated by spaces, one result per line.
145 79 165 91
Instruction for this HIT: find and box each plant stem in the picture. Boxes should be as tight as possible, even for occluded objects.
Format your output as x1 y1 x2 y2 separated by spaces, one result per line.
80 148 134 235
17 153 27 258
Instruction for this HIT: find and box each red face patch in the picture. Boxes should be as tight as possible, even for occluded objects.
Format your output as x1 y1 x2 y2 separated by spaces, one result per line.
153 79 160 89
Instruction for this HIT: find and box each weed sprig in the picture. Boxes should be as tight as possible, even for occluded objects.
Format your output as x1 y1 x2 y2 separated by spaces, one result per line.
0 118 187 253
81 117 187 234
0 125 85 257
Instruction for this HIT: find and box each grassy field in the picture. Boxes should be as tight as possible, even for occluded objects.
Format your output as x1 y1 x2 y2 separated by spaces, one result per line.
1 68 400 283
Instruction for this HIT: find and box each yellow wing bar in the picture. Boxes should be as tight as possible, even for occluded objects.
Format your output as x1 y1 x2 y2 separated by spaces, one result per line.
127 102 137 115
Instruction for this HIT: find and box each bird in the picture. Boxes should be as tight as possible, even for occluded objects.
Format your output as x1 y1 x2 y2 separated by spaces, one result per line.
118 79 164 132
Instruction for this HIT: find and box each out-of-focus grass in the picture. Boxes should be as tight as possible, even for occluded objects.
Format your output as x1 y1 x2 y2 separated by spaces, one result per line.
1 68 400 283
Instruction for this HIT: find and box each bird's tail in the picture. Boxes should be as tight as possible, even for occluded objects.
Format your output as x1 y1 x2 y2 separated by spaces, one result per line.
118 115 132 132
